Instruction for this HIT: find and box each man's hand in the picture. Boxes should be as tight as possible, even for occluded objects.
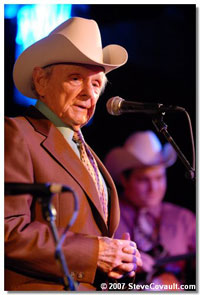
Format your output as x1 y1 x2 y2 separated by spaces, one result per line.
97 233 142 279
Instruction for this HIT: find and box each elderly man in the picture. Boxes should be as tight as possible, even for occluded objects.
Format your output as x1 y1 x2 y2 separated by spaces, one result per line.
5 17 142 291
105 130 196 288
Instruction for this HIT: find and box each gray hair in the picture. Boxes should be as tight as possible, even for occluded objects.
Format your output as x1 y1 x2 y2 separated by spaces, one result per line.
31 65 54 99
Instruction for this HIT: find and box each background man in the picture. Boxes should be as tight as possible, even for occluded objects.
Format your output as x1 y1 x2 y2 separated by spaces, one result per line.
105 130 196 288
5 17 142 291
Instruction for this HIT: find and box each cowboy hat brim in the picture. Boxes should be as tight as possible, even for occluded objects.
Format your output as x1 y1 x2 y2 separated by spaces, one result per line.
13 33 128 99
104 142 177 183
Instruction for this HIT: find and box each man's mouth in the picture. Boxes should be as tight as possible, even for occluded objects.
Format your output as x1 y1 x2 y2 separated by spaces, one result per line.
74 104 88 110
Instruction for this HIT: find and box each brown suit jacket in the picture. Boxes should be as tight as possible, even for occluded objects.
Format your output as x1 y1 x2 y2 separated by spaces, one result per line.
5 106 120 291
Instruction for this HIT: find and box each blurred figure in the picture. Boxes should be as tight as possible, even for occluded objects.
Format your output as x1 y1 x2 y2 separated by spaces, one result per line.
105 130 196 288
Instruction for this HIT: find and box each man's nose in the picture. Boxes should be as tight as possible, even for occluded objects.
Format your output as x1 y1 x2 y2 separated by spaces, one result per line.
149 180 158 191
80 81 95 99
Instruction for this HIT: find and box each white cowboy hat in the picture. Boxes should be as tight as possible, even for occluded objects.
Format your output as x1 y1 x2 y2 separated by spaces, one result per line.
104 130 177 182
13 17 128 99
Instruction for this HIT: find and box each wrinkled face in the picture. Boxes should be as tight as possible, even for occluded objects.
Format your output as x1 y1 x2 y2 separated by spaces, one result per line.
33 64 105 131
121 165 167 208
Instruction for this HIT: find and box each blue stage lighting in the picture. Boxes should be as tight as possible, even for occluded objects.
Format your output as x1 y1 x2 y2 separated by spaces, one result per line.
14 4 72 106
4 4 19 19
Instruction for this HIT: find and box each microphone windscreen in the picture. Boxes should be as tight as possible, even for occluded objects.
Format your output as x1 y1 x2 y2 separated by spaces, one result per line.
106 96 124 115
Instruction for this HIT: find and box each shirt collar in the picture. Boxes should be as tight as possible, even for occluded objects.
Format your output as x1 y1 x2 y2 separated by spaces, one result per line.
35 100 74 141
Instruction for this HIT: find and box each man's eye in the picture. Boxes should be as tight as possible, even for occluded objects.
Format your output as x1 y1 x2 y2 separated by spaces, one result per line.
156 175 165 181
72 77 79 81
137 177 148 183
92 81 101 88
70 76 82 84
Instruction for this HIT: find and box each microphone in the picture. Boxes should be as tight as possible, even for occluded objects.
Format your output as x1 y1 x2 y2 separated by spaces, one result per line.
106 96 185 116
5 182 72 196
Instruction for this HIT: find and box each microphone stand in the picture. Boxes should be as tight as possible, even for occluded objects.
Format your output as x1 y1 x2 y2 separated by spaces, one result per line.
152 113 195 180
5 183 78 291
39 192 77 291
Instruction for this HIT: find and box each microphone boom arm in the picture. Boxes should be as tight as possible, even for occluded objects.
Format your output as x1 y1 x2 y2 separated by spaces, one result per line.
152 114 195 180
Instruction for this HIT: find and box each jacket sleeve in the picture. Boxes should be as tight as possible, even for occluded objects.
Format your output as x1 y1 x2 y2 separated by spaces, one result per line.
5 117 99 284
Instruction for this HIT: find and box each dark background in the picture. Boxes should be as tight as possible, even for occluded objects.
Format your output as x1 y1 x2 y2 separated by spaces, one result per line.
5 4 196 212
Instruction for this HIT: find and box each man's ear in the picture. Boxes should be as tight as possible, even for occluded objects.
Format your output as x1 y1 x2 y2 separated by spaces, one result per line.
32 67 48 96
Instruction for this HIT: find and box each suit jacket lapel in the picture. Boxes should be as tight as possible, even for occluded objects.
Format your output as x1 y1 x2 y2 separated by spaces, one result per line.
43 126 106 215
25 107 107 229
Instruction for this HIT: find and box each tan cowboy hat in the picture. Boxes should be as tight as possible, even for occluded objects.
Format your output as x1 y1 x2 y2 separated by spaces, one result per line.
104 130 177 182
13 17 128 99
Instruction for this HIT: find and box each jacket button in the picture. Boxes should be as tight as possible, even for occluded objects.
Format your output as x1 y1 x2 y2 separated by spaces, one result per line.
77 272 84 279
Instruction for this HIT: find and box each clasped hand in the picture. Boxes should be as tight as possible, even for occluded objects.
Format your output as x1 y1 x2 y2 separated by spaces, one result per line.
97 233 142 279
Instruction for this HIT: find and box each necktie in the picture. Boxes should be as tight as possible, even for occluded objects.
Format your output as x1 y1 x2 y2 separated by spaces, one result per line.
73 131 108 223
